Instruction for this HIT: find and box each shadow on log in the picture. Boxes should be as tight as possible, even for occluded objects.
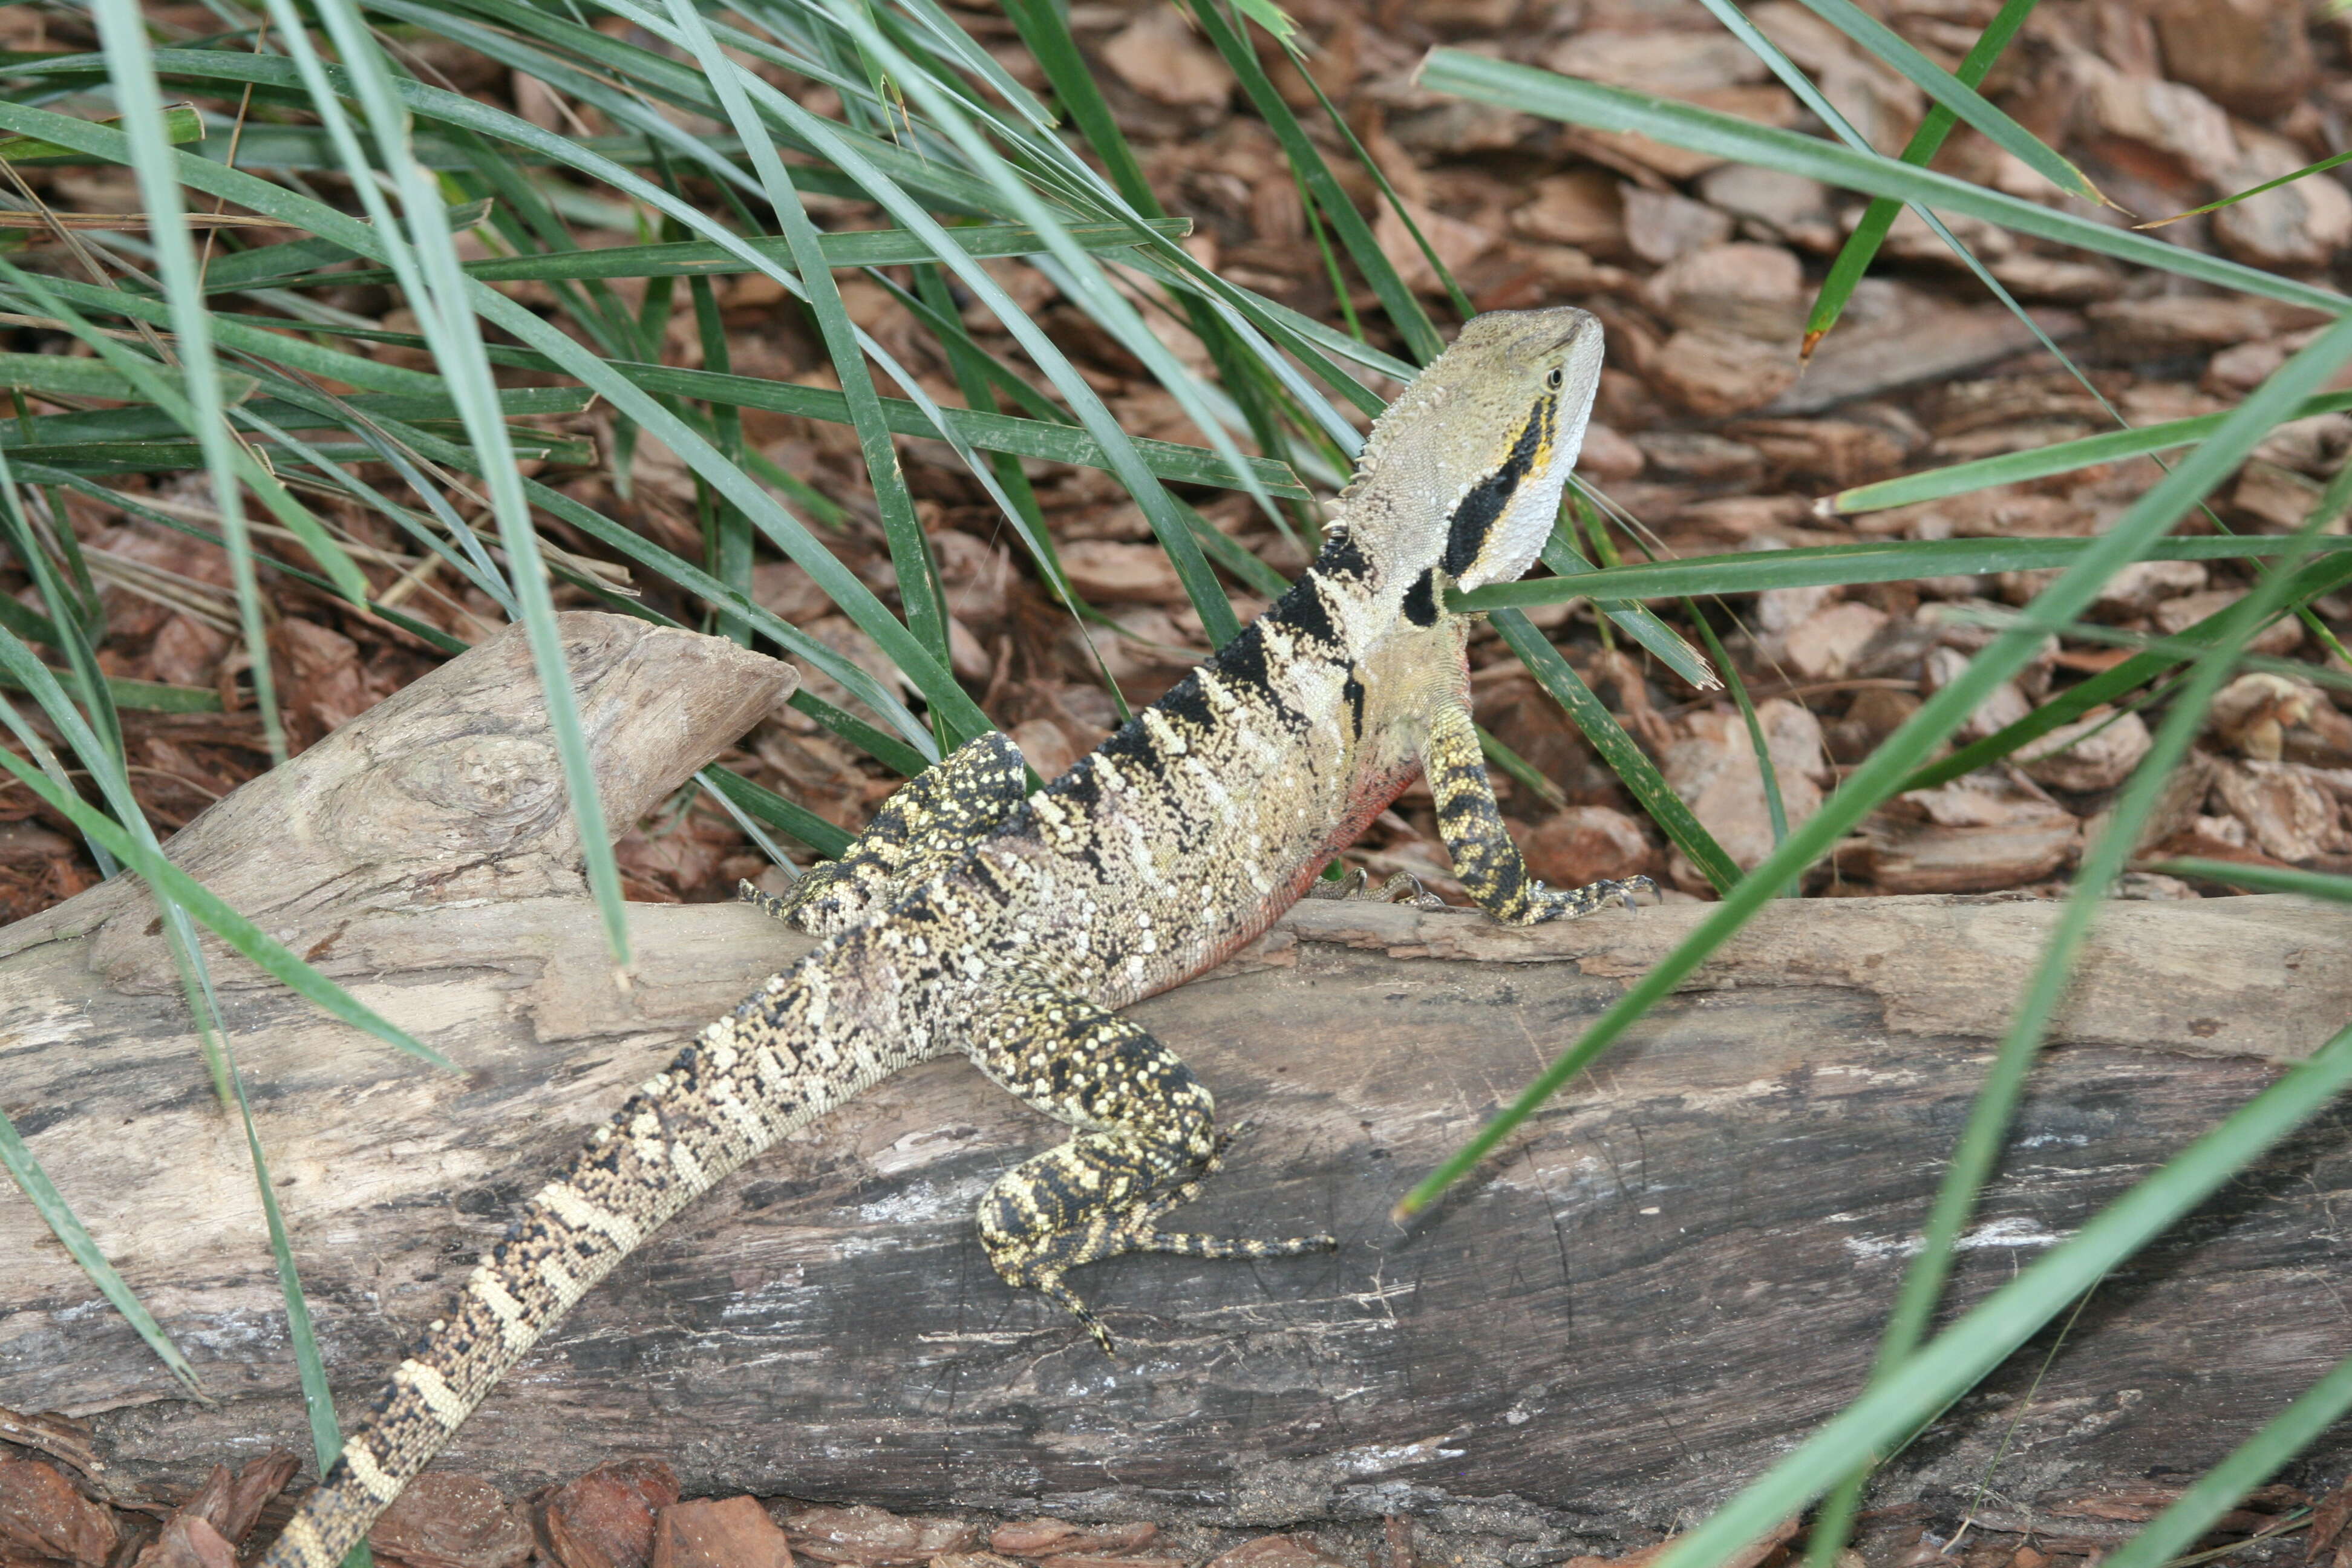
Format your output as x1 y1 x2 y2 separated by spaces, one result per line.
5 613 2352 1550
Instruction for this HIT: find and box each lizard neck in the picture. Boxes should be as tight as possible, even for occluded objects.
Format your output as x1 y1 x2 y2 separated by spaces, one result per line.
1192 523 1460 787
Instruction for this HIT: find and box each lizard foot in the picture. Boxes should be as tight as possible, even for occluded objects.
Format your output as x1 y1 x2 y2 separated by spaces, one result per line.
1114 1123 1337 1262
970 976 1334 1357
979 1122 1335 1356
1521 874 1659 923
736 878 795 922
1026 1269 1120 1357
1303 867 1447 909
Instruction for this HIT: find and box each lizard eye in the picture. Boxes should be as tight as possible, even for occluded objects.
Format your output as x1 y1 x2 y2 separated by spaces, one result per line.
1544 367 1564 390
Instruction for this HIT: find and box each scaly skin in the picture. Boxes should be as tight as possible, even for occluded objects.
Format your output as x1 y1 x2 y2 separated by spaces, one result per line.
260 305 1653 1568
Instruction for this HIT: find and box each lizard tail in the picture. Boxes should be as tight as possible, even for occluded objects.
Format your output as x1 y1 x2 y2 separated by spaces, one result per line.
260 947 894 1568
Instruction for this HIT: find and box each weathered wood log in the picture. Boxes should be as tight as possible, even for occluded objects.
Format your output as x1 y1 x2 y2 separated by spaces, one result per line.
5 613 2352 1552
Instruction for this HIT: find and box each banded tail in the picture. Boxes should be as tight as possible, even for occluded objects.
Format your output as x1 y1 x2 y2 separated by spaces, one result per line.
260 950 892 1568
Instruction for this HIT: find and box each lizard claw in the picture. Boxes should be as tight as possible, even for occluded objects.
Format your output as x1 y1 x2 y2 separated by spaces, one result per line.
1612 875 1660 911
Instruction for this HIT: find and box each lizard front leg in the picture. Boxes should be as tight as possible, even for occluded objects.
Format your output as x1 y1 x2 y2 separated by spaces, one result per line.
1423 702 1655 925
965 967 1334 1354
742 730 1030 936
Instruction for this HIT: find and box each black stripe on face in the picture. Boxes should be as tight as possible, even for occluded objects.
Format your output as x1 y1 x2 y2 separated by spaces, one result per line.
1440 394 1552 580
1342 670 1367 741
1403 567 1439 627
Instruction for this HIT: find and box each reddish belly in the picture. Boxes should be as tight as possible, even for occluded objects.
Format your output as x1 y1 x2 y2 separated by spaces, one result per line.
1160 759 1425 993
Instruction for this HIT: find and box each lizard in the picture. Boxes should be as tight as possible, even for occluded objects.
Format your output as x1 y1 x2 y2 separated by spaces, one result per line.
258 304 1651 1568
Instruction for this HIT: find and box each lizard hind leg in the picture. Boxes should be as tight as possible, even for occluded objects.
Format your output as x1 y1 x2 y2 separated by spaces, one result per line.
969 974 1334 1355
739 730 1030 936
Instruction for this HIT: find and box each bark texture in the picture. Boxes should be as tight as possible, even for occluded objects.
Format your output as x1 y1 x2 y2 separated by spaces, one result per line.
4 613 2351 1546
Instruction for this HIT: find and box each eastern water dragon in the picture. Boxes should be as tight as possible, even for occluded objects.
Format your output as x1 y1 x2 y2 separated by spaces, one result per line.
260 304 1650 1568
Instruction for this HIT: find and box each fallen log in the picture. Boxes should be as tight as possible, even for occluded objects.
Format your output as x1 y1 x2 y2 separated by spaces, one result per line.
4 613 2351 1552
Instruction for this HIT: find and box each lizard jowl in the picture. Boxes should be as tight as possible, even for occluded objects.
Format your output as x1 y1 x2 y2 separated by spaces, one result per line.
260 306 1651 1568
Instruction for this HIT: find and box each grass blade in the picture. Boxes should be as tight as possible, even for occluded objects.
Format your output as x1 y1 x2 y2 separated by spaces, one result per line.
737 0 1246 647
0 1103 206 1398
85 0 294 764
1397 304 2352 1224
237 217 1192 292
1793 0 2101 204
4 61 964 751
989 0 1317 532
0 462 446 1080
1459 535 2352 609
1654 1015 2352 1568
1901 534 2352 794
1420 52 2350 319
0 350 257 402
0 662 223 712
1803 0 2036 356
0 103 203 162
2137 149 2352 230
659 0 953 731
1543 505 1719 691
218 1049 349 1476
2100 1351 2352 1568
1806 434 2350 1568
1699 0 2106 426
584 358 1304 495
1180 0 1443 362
701 763 854 859
1831 390 2352 514
275 0 637 970
2143 860 2352 900
0 268 375 622
0 454 123 776
1492 610 1742 894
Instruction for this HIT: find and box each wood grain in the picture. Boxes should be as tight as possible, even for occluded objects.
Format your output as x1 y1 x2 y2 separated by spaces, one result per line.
4 614 2350 1548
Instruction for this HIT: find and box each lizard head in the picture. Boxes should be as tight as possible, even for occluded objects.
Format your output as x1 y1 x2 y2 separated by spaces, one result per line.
1336 305 1605 598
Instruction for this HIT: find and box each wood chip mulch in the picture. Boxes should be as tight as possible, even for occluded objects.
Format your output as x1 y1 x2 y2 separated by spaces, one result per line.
0 1432 2328 1568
